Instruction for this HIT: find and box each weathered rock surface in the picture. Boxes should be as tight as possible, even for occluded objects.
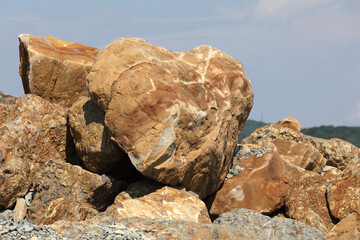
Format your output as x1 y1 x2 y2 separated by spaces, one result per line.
275 116 301 132
0 91 20 124
29 159 127 224
322 166 343 182
210 152 289 217
0 94 70 208
232 144 272 167
102 186 211 223
19 34 99 108
88 37 254 198
284 162 334 232
327 158 360 220
242 121 360 170
325 213 360 240
38 198 98 225
49 208 326 240
263 139 326 173
68 96 128 173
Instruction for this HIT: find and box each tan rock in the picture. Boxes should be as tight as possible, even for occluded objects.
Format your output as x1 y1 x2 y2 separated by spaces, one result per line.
327 159 360 220
68 96 128 173
325 213 360 240
210 152 289 217
275 116 301 132
284 162 334 232
88 38 254 198
263 139 326 174
103 186 211 223
242 123 360 170
38 198 98 225
0 94 70 208
19 34 99 107
12 198 27 221
0 91 20 124
322 166 343 182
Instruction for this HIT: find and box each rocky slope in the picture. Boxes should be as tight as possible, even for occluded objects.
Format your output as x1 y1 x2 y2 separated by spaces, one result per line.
0 35 359 239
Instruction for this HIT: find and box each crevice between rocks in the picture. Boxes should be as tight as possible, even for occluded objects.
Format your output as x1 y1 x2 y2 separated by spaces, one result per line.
325 189 340 225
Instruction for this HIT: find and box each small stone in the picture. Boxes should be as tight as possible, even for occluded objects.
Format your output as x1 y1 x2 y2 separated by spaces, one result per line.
0 209 13 221
25 191 34 206
30 236 38 240
13 198 27 222
114 230 125 235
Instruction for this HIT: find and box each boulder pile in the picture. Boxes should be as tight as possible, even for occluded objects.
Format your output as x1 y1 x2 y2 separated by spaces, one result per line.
0 35 358 239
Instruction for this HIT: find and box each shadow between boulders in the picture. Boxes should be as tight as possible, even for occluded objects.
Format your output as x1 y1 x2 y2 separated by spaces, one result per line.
325 190 340 225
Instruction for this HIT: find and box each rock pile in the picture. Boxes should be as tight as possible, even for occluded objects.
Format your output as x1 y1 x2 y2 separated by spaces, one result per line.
0 35 359 239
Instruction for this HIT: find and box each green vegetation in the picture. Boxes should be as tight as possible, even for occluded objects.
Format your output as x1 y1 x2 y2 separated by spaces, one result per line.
238 119 360 147
301 125 360 147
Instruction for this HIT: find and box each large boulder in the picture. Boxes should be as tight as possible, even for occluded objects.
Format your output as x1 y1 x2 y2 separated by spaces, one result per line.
19 34 99 108
327 158 360 220
284 162 334 232
210 152 289 218
102 186 211 224
325 213 360 240
87 38 254 198
0 94 70 208
68 96 129 174
242 119 360 170
0 91 20 124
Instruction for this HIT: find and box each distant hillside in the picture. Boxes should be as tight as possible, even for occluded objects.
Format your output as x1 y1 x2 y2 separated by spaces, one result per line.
301 125 360 147
238 119 360 147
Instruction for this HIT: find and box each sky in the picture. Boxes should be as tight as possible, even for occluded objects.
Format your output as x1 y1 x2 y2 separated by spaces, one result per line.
0 0 359 127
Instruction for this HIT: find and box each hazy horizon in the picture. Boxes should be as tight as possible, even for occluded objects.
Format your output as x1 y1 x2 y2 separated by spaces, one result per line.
1 0 359 128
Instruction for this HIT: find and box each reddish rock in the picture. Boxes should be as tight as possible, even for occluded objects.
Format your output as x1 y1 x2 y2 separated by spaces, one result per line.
275 116 301 132
102 186 211 223
210 152 289 217
263 139 326 174
0 91 20 124
68 97 128 174
327 159 360 220
325 213 360 240
19 34 99 107
284 162 334 232
0 94 70 208
88 38 254 198
242 122 360 170
38 198 98 225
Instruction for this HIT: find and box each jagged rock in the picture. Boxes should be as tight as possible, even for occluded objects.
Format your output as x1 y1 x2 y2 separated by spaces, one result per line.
102 186 211 223
68 96 128 173
242 121 360 170
0 94 71 208
51 208 326 239
18 34 99 108
210 152 289 218
327 158 360 220
275 116 301 132
29 159 127 224
0 91 20 124
322 166 342 182
38 198 99 225
262 139 326 174
325 213 360 240
120 178 165 199
87 37 254 198
12 198 27 221
284 162 334 232
232 144 272 167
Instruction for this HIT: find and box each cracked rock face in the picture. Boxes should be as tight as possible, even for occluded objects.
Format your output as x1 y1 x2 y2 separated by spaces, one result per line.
87 38 254 198
18 34 99 108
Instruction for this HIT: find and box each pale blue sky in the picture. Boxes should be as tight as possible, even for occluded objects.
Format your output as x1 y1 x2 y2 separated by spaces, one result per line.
1 0 359 127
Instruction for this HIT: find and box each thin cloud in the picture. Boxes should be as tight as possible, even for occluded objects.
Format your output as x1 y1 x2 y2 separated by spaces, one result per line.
254 0 333 20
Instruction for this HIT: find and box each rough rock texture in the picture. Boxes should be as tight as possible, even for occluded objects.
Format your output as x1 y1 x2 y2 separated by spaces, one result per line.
275 116 301 132
68 96 128 173
87 38 254 198
327 158 360 220
50 208 326 240
325 213 360 240
38 198 98 225
263 139 326 173
0 94 71 208
102 186 211 224
29 159 127 224
0 91 20 124
242 122 360 170
19 34 99 107
232 144 272 167
120 178 165 199
322 166 343 182
284 162 334 232
210 152 289 217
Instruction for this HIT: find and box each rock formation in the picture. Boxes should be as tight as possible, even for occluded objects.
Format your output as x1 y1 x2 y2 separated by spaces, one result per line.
88 38 254 198
18 34 99 107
